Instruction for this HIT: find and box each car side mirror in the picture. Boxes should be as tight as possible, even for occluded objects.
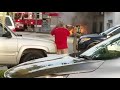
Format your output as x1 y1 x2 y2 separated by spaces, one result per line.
2 31 12 38
102 33 107 37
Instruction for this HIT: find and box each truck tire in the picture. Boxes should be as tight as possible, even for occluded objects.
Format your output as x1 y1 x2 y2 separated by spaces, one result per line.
20 50 44 63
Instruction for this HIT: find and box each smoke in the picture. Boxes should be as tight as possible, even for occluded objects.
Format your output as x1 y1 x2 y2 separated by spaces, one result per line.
58 12 76 25
75 12 94 25
58 12 95 33
58 12 94 25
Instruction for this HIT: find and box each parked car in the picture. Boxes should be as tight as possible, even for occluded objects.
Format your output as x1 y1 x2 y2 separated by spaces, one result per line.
0 15 15 31
4 32 120 78
78 24 120 52
0 22 56 66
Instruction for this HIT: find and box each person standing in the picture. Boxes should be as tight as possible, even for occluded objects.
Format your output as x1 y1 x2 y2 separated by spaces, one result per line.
72 25 81 56
51 22 70 55
73 26 78 54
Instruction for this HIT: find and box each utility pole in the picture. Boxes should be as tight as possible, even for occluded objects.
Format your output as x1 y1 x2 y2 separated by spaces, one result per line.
35 12 37 32
41 12 43 32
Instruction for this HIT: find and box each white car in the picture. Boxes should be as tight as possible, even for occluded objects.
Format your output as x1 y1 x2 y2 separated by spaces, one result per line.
0 22 56 65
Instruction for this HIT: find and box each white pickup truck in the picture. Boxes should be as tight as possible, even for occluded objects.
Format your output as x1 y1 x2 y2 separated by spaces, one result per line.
0 22 56 66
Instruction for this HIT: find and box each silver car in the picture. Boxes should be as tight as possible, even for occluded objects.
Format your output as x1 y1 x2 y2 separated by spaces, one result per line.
0 22 56 65
4 32 120 78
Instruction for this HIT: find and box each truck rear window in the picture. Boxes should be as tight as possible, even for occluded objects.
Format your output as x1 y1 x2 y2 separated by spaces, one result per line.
5 17 12 26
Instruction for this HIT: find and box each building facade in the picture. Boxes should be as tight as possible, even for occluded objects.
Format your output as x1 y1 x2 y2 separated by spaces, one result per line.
61 12 104 34
5 12 120 34
104 12 120 30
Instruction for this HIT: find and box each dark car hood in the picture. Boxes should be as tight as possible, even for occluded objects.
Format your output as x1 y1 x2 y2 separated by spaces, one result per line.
80 34 103 38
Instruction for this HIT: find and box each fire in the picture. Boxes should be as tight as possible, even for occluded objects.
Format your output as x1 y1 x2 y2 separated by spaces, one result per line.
66 24 90 36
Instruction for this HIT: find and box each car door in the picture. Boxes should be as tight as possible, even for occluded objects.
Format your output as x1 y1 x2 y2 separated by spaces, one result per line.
0 24 18 64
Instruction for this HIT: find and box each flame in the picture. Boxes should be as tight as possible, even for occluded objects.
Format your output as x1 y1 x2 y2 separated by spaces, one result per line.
66 24 90 36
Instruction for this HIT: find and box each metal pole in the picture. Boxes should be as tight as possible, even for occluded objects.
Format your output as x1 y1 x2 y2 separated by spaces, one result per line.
41 12 43 32
35 12 37 32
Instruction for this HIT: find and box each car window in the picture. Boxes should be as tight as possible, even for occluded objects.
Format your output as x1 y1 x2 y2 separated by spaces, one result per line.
94 40 120 60
0 24 7 37
107 27 120 36
5 17 12 26
80 33 120 60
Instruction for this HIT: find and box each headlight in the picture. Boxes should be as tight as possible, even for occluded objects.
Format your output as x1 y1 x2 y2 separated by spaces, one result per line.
80 38 91 43
107 35 111 38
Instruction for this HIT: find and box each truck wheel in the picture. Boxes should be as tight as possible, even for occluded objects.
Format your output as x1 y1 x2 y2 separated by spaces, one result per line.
20 50 44 63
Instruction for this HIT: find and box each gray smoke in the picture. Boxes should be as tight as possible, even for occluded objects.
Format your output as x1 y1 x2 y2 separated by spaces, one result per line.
58 12 94 25
75 12 94 32
58 12 94 33
58 12 76 25
74 12 94 25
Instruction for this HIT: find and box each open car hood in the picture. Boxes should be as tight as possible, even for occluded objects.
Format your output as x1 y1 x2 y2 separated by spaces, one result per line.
4 55 104 78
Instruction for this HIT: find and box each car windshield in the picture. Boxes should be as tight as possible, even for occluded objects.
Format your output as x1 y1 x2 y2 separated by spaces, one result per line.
5 17 12 26
80 33 120 60
99 26 120 36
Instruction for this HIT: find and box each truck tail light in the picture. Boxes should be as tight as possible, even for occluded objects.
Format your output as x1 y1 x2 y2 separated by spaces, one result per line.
16 19 20 22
